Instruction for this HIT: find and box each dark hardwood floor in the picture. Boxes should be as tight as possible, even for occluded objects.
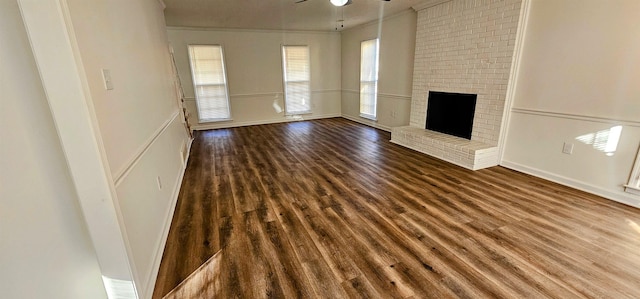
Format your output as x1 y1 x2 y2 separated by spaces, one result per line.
153 117 640 299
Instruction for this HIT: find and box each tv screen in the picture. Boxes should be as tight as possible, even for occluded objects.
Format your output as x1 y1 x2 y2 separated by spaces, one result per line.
425 91 477 140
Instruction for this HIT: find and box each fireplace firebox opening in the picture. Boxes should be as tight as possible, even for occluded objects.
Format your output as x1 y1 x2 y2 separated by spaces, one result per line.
425 91 477 140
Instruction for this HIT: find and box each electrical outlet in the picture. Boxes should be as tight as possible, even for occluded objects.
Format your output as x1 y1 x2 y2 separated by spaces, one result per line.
562 142 574 154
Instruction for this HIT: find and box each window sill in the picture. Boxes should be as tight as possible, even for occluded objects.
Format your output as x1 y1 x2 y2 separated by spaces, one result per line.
359 114 377 121
624 185 640 196
199 118 233 123
285 111 312 116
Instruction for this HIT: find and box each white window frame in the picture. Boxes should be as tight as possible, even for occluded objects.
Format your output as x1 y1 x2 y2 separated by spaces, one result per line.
187 44 232 123
281 45 312 115
359 38 380 120
624 146 640 195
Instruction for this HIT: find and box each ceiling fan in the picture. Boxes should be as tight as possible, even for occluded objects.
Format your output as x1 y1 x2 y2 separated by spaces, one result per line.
295 0 390 7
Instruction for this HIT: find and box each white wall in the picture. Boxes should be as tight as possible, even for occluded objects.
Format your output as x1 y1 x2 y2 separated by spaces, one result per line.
0 0 106 297
67 0 181 178
167 28 342 130
340 10 416 131
65 0 191 296
114 114 188 297
502 0 640 207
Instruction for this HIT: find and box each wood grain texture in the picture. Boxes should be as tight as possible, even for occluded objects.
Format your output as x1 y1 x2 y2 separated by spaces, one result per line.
153 117 640 299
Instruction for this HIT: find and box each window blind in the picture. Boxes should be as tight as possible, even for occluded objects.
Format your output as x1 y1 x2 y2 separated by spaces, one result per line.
360 39 379 119
188 45 231 122
282 46 311 115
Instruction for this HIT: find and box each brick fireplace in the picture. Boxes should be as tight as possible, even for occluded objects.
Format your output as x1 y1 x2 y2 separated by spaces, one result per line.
391 0 522 170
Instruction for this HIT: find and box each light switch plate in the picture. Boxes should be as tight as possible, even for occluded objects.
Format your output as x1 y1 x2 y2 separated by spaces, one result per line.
562 142 574 154
101 69 114 90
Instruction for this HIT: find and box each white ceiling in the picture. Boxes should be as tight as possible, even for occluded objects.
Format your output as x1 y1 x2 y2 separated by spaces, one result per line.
162 0 428 31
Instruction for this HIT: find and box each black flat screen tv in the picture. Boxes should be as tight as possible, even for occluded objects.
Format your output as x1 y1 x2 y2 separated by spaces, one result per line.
425 91 477 140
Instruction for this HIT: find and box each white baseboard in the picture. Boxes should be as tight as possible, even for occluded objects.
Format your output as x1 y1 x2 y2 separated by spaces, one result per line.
341 114 392 132
500 160 640 209
143 137 193 299
192 113 341 131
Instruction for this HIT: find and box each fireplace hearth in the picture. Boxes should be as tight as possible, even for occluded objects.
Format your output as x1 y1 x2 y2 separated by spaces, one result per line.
390 0 520 171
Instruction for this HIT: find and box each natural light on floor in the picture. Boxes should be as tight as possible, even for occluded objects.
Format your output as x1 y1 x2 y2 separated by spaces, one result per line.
285 115 305 121
575 125 623 156
626 219 640 235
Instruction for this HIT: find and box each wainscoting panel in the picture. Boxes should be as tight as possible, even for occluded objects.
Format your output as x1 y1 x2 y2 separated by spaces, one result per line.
502 109 640 208
114 112 191 298
341 89 411 131
188 90 341 131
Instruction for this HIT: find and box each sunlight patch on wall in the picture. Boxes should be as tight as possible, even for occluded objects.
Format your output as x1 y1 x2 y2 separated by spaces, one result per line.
272 96 283 114
575 126 623 156
102 276 137 299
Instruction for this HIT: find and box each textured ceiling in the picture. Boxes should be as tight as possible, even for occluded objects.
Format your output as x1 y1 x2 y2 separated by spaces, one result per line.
162 0 428 31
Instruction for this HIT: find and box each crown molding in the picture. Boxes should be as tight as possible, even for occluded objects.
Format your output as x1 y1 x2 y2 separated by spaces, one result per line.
341 8 416 33
412 0 451 11
165 26 340 35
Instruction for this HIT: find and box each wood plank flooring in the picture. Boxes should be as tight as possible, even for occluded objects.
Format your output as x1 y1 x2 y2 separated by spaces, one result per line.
152 117 640 299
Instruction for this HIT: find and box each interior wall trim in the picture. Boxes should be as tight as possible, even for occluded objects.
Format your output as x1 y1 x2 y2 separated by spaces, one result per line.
341 114 392 132
166 26 340 35
412 0 451 11
113 111 180 186
501 160 640 209
342 89 412 101
183 89 341 101
498 0 531 163
192 113 341 131
311 89 342 94
20 0 139 289
143 137 193 299
341 8 416 33
378 92 412 101
511 107 640 127
342 89 361 95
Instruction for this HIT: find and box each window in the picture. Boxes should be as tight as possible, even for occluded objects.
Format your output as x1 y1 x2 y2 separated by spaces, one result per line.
282 46 311 115
360 38 380 120
188 45 231 122
625 146 640 195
